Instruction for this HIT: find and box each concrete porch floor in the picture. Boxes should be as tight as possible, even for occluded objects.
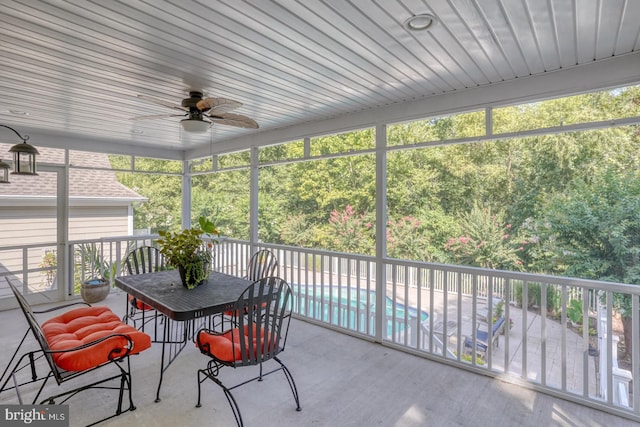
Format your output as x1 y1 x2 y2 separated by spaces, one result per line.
0 289 635 427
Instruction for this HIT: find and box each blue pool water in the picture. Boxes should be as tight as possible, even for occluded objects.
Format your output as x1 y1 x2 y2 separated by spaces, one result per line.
291 285 428 337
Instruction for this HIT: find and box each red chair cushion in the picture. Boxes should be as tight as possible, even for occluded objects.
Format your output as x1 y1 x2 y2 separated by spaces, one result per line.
42 306 152 372
223 302 267 317
196 325 275 362
128 294 153 311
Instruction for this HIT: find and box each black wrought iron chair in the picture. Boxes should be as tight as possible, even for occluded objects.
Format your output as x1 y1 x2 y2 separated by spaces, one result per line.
244 249 279 281
195 276 301 426
0 278 151 426
214 249 279 330
122 245 168 337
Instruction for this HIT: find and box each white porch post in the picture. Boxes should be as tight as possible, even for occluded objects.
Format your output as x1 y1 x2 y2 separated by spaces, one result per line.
375 123 387 343
58 162 69 299
249 147 259 250
182 160 192 229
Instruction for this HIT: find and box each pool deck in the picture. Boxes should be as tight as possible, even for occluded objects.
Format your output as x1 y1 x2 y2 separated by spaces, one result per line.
393 285 603 397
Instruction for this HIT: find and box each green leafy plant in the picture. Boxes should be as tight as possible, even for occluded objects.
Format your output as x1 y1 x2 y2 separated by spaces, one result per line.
157 217 219 289
494 300 505 319
460 352 486 365
39 249 57 288
578 326 598 336
567 299 583 325
73 243 116 293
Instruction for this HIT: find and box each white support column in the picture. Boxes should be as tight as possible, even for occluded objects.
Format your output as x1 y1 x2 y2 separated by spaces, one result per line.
375 123 387 343
181 160 192 229
249 147 259 249
58 159 69 299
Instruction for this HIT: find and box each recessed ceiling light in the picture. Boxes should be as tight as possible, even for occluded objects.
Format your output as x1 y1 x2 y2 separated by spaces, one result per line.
8 110 29 116
403 14 437 32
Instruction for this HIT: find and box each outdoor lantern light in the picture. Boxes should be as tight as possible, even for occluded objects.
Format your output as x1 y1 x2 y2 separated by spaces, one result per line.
0 158 10 183
1 124 39 175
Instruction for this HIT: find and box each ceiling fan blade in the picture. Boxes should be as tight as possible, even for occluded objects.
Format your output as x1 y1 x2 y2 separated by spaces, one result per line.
137 94 188 112
197 97 243 113
207 112 259 129
130 113 185 121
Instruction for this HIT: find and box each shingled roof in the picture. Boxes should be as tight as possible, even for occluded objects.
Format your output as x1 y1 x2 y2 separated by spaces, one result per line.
0 145 144 202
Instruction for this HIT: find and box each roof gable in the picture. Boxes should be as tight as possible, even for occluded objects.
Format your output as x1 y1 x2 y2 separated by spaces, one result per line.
0 145 144 202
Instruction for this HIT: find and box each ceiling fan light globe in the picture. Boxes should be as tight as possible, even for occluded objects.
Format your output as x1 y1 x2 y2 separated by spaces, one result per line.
181 118 210 133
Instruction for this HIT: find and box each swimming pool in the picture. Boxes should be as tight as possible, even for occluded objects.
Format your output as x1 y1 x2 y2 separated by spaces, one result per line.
291 284 428 337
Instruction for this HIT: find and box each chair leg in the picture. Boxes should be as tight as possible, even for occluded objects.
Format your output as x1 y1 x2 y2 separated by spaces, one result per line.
196 369 204 407
0 329 30 390
222 386 243 427
1 349 54 406
196 366 244 427
274 357 302 411
123 357 136 412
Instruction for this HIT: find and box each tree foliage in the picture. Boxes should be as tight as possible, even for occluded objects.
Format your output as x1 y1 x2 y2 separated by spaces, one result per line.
119 86 640 282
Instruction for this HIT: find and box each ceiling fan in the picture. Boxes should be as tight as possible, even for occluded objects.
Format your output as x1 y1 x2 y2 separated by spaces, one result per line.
131 91 259 133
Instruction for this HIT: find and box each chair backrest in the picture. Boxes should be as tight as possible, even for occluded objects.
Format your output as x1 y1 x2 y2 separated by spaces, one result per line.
245 249 278 281
234 276 292 367
124 246 167 275
6 278 62 382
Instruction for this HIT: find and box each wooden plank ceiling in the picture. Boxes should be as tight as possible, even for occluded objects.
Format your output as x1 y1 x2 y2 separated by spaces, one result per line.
0 0 639 157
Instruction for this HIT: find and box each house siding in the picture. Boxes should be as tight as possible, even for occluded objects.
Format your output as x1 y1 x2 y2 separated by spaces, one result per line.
69 206 130 240
0 205 132 290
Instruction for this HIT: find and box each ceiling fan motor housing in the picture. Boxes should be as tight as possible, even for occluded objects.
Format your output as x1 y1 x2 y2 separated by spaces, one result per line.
182 91 207 111
133 91 257 129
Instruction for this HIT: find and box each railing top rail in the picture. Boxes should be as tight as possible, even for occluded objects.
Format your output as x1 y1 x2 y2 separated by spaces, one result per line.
0 242 58 251
68 234 159 245
223 238 640 295
221 238 376 262
387 257 640 294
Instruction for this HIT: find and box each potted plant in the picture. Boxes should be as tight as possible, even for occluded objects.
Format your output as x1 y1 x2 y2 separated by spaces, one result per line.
157 216 219 289
75 243 116 303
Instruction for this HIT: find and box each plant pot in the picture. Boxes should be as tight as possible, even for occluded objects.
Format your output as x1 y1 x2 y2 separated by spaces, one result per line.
178 261 209 290
81 278 110 303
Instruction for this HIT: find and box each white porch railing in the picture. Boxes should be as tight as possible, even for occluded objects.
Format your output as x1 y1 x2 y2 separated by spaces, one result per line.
1 236 639 422
215 238 640 423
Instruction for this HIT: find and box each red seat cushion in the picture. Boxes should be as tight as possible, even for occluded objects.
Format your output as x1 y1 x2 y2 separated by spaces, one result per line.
42 306 152 372
196 325 276 362
128 294 153 311
223 302 267 317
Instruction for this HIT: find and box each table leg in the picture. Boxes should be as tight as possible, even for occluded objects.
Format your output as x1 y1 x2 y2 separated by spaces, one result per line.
154 318 197 402
155 319 170 402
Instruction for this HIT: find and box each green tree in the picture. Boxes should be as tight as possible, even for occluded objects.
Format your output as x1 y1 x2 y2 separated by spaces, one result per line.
327 205 374 255
444 203 526 270
387 208 458 262
538 168 640 358
192 170 250 239
110 157 182 233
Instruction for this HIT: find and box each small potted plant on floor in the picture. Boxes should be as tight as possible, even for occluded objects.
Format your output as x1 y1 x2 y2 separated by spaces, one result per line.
157 217 219 289
76 243 116 303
